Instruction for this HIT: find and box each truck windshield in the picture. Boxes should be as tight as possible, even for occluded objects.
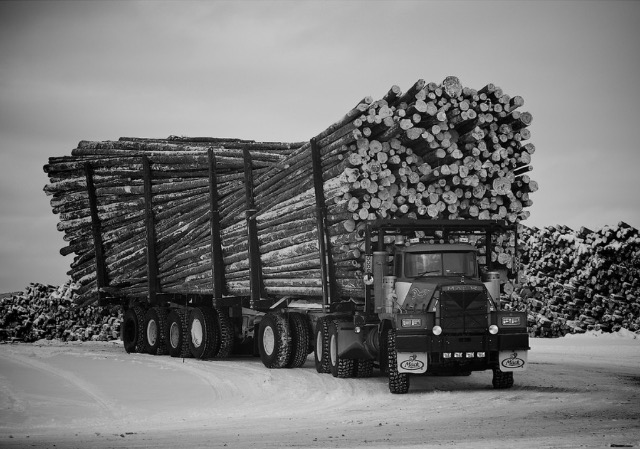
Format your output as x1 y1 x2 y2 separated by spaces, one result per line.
405 252 477 278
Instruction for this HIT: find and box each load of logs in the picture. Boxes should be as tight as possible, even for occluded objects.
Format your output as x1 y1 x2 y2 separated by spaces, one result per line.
43 76 534 305
0 282 122 342
504 221 640 336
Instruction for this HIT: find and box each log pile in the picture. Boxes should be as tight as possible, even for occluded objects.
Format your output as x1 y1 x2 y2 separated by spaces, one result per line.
0 282 122 342
504 222 640 336
43 77 535 304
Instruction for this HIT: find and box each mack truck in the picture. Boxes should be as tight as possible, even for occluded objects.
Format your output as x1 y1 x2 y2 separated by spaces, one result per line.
85 143 529 394
305 218 530 393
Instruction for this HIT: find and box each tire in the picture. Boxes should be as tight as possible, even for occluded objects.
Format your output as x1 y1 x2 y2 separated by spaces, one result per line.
314 317 331 374
492 368 514 389
122 305 146 354
258 312 291 369
379 328 389 376
143 307 168 355
167 308 191 358
329 322 356 378
355 359 375 378
214 307 235 358
188 307 219 359
287 312 310 368
388 329 410 394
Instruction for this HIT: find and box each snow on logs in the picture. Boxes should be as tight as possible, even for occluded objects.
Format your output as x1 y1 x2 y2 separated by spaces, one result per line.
43 77 536 305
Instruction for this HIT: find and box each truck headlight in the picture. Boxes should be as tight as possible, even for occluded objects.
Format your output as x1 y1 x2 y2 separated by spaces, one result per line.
432 325 442 336
489 325 499 335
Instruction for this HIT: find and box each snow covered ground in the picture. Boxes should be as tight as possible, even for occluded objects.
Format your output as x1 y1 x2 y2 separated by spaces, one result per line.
1 331 639 449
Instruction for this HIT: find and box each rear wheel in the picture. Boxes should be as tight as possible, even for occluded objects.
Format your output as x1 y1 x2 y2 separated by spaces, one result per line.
329 323 355 378
287 312 310 368
167 309 191 358
258 313 291 368
314 317 331 373
379 328 389 376
388 329 410 394
188 307 219 359
122 305 146 353
355 359 375 378
143 307 167 355
492 368 514 389
214 307 235 358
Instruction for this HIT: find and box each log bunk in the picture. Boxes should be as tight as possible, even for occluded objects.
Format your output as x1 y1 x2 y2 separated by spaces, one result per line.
43 76 536 307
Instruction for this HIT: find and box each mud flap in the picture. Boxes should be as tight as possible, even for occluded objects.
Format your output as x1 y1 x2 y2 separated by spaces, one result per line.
498 350 528 371
397 352 428 374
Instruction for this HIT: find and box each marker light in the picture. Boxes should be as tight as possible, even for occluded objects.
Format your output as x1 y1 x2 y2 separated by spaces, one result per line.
501 316 521 326
401 318 422 328
432 325 442 336
489 325 499 335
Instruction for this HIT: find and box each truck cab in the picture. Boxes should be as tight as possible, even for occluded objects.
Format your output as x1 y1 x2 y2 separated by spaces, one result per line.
378 228 528 393
333 219 531 393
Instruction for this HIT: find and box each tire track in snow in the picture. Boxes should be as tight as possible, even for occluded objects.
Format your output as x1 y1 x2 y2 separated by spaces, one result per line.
0 349 118 417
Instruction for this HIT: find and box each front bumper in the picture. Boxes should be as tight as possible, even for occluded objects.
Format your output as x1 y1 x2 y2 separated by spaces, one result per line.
395 331 529 372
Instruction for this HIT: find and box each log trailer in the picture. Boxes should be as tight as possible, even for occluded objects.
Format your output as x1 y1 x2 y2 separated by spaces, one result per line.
80 143 530 394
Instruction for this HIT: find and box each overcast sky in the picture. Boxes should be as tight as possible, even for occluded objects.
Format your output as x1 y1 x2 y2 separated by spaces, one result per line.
1 0 639 292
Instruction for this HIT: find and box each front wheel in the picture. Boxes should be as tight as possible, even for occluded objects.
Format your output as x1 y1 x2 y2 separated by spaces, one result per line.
492 368 514 389
387 329 410 394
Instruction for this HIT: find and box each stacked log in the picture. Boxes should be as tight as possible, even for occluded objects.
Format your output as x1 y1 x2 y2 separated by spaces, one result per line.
43 138 302 304
503 222 640 336
221 77 534 297
0 282 122 342
44 77 535 305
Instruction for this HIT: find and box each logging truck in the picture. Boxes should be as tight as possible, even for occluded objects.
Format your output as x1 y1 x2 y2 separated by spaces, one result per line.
99 144 529 394
117 214 528 393
45 77 535 393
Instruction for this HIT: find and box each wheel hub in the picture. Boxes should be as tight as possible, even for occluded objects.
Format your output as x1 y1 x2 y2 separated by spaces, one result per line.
191 318 203 348
263 326 275 356
147 319 157 346
170 322 180 349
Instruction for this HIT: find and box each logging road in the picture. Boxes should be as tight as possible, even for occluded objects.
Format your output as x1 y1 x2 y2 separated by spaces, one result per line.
0 331 639 449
